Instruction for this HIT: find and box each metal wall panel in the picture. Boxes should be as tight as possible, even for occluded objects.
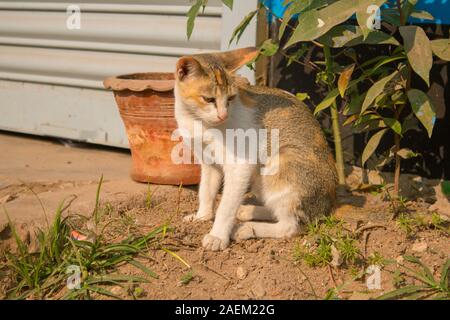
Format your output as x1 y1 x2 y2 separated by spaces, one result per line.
0 79 128 147
0 0 223 147
0 1 257 148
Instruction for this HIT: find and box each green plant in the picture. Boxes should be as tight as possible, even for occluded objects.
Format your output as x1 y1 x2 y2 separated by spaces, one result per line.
378 256 450 300
392 269 407 288
336 235 359 265
1 177 184 300
429 212 450 234
367 251 392 268
396 212 450 236
180 271 194 285
187 0 450 194
396 212 418 235
294 216 360 267
295 238 333 267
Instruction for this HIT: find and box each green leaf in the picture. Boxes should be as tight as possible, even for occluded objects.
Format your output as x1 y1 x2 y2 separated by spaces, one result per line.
285 0 358 47
285 9 321 47
383 117 402 135
314 89 339 115
407 89 436 138
344 48 357 61
356 0 386 39
296 92 310 101
86 275 149 285
441 181 450 197
439 258 450 289
186 0 204 40
391 90 407 105
343 114 358 126
403 255 436 285
318 25 399 48
180 271 194 285
401 114 419 134
400 26 433 86
360 54 405 71
260 39 279 57
129 260 159 279
346 30 400 47
87 285 122 300
318 25 360 47
377 285 427 300
362 128 388 166
396 148 418 159
279 0 332 38
316 74 369 116
338 64 355 97
286 45 309 66
431 39 450 61
381 8 401 27
344 92 366 115
401 0 418 22
361 71 399 113
229 9 258 45
410 10 434 21
222 0 233 10
356 120 386 139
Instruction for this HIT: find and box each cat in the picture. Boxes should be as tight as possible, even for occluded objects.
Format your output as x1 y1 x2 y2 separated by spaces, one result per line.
174 47 337 251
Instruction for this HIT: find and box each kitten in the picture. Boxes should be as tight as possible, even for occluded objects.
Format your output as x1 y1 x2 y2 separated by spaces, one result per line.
174 47 337 251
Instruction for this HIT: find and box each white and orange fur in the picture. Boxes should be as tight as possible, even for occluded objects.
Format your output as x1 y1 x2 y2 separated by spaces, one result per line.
174 47 337 251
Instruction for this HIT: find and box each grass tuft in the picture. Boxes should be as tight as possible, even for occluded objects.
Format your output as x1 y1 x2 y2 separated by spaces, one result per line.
1 176 183 300
293 216 361 268
378 256 450 300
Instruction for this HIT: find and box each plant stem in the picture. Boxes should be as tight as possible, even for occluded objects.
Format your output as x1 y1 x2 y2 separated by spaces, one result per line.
324 45 346 185
331 104 346 185
393 131 401 197
396 0 405 25
392 0 408 199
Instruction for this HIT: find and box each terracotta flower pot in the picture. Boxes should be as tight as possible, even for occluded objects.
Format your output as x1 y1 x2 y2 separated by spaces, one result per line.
104 72 200 185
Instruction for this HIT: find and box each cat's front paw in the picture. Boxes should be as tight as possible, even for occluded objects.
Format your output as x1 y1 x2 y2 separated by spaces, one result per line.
183 211 214 222
236 205 254 221
231 223 256 242
202 234 229 251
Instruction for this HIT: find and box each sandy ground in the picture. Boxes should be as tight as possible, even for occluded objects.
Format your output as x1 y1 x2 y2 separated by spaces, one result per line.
1 132 449 300
0 132 148 228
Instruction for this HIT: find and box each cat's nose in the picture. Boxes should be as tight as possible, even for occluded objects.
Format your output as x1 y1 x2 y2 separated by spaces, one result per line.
217 112 227 121
217 108 228 121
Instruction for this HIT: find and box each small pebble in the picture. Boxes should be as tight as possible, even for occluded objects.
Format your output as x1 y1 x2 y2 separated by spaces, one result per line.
412 241 428 253
236 266 247 280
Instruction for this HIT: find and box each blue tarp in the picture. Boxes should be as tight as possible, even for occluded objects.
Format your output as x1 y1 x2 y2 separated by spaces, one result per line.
266 0 450 25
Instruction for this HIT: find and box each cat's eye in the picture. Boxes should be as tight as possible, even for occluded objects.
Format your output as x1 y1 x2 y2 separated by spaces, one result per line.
228 95 237 102
202 96 216 104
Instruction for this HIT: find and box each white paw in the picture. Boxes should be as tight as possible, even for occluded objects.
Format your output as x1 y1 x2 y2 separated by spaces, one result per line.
202 234 229 251
236 205 254 221
183 211 213 222
231 223 256 241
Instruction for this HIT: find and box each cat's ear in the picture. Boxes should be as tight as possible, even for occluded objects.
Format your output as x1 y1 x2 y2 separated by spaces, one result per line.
215 47 259 73
176 56 202 81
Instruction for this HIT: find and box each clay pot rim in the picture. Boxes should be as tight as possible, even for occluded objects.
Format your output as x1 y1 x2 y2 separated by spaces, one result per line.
103 72 175 92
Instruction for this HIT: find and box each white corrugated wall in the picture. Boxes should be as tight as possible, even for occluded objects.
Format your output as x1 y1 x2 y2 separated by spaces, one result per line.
0 0 229 148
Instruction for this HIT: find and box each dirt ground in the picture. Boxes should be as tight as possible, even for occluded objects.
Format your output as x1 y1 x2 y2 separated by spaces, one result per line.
1 132 449 300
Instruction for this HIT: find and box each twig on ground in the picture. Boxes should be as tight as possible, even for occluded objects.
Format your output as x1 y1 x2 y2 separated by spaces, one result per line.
201 262 230 281
363 231 371 257
328 264 338 287
354 224 386 237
